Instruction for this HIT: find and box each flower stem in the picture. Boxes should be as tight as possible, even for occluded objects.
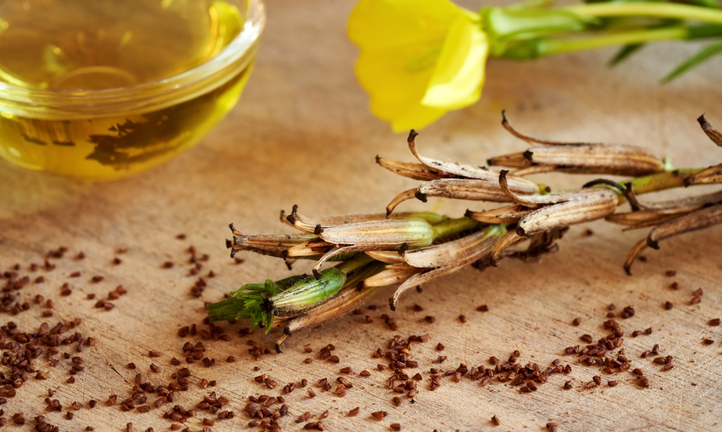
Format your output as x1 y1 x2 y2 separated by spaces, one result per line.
565 2 722 25
431 217 480 240
623 168 704 195
539 27 689 56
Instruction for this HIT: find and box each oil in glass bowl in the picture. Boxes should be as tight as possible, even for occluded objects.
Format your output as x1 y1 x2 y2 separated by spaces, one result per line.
0 0 262 180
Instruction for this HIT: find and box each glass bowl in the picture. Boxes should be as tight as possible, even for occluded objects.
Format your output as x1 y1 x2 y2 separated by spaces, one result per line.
0 0 265 181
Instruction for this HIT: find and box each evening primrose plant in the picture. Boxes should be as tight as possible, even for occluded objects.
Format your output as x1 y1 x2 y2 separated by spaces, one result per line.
348 0 722 131
208 113 722 351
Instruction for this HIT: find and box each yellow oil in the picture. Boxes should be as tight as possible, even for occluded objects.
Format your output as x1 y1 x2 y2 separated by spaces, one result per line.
0 0 252 180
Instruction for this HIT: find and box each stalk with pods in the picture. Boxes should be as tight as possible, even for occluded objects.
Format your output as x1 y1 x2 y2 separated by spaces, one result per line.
208 113 722 352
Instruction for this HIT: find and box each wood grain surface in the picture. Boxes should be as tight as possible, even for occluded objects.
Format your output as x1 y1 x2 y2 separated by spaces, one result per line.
2 1 722 431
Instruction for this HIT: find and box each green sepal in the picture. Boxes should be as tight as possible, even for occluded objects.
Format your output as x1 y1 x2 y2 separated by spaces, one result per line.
482 6 597 57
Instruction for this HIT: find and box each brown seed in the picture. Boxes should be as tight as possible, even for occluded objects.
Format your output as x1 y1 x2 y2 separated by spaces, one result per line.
424 316 435 323
348 407 360 417
491 415 500 426
665 301 674 310
693 288 704 297
546 423 558 432
127 363 136 370
91 276 104 283
702 339 714 345
709 318 721 326
608 380 618 387
126 423 133 432
150 364 161 373
665 270 677 277
436 343 445 351
162 262 174 269
563 381 573 390
360 370 371 377
340 367 352 374
580 334 593 343
391 424 401 431
304 346 313 353
412 304 424 312
459 314 467 323
572 317 581 326
371 411 388 421
149 350 161 358
476 305 489 312
307 389 316 398
662 364 674 371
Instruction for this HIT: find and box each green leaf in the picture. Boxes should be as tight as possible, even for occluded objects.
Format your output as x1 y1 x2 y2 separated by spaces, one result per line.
662 39 722 83
609 43 644 66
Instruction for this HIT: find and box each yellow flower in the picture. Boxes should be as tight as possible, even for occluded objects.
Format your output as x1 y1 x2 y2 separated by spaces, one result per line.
348 0 489 132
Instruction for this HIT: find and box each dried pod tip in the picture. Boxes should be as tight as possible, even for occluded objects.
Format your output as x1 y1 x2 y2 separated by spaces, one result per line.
415 190 428 203
389 297 396 312
314 224 324 235
697 114 708 128
522 150 534 161
286 205 299 224
646 238 660 250
275 343 283 354
313 269 322 280
408 129 419 142
225 239 232 249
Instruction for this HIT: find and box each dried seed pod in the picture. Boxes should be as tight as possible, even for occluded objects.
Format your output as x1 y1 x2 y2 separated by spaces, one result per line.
386 177 540 215
389 227 503 309
517 188 619 236
364 251 406 264
490 111 664 176
402 226 504 269
646 203 722 250
606 190 722 229
285 206 447 233
375 156 441 181
684 164 722 186
226 227 316 258
624 203 722 274
487 151 531 168
465 205 532 224
361 264 421 288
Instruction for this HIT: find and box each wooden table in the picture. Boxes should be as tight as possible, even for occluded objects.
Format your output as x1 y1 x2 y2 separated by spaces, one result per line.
2 1 722 431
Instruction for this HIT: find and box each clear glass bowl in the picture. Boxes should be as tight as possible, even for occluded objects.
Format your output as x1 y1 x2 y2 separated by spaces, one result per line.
0 0 265 181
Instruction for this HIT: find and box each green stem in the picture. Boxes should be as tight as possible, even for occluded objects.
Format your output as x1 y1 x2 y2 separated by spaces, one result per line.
623 168 704 195
336 253 374 274
539 26 688 55
565 2 722 25
431 217 480 240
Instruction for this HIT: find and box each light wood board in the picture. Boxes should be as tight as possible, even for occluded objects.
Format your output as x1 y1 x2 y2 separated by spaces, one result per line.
1 1 722 431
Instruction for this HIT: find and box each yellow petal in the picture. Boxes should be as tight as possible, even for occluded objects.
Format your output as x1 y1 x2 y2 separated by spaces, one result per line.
348 0 460 50
348 0 485 131
421 15 489 109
